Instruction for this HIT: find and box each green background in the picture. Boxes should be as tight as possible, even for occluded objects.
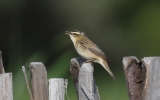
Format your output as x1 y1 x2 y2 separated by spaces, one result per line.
0 1 160 100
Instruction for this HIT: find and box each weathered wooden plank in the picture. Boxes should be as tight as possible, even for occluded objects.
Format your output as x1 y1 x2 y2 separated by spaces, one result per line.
0 51 5 74
142 57 160 100
70 57 100 100
122 56 144 100
78 63 95 100
29 62 48 100
70 57 86 99
123 56 160 100
49 78 65 100
0 73 13 100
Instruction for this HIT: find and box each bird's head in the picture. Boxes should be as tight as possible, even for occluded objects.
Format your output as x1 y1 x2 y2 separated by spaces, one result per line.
65 30 85 43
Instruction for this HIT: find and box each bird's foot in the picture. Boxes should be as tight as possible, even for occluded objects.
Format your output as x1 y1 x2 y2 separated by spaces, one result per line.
83 60 93 64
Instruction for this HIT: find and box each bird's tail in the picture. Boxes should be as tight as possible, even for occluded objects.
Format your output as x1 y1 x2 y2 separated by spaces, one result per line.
98 59 115 79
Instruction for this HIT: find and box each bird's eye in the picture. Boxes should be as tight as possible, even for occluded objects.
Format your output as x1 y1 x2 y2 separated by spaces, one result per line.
73 33 77 36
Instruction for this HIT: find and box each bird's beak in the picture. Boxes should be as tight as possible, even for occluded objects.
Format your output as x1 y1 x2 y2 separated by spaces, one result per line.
65 31 70 35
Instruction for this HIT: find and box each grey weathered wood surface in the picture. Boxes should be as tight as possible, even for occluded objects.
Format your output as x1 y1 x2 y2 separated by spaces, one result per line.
79 63 95 100
0 73 13 100
49 78 65 100
142 57 160 100
123 56 160 100
0 51 5 74
29 62 48 100
70 57 100 100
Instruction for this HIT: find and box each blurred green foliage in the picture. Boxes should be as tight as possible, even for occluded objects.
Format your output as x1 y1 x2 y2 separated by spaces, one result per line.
0 1 160 100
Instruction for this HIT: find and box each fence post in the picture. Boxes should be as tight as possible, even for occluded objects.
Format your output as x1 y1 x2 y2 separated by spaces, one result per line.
142 57 160 100
70 57 100 100
0 73 13 100
0 51 13 100
29 62 48 100
123 56 160 100
49 78 66 100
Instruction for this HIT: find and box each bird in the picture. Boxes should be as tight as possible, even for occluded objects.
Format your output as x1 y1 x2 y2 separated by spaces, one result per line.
65 30 115 79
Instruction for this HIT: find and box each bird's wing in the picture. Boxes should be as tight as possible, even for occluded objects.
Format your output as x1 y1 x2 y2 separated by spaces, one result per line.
88 44 110 61
77 39 110 61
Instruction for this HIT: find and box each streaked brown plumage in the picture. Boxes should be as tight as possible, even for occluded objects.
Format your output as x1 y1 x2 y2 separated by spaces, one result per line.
65 30 115 79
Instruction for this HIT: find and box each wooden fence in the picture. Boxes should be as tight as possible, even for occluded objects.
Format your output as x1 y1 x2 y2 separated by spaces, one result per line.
0 51 160 100
122 56 160 100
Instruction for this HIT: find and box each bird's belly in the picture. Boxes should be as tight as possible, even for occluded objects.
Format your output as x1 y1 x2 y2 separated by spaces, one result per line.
75 48 94 60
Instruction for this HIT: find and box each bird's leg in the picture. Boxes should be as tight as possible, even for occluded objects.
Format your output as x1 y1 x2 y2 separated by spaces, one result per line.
83 58 97 64
83 60 93 64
